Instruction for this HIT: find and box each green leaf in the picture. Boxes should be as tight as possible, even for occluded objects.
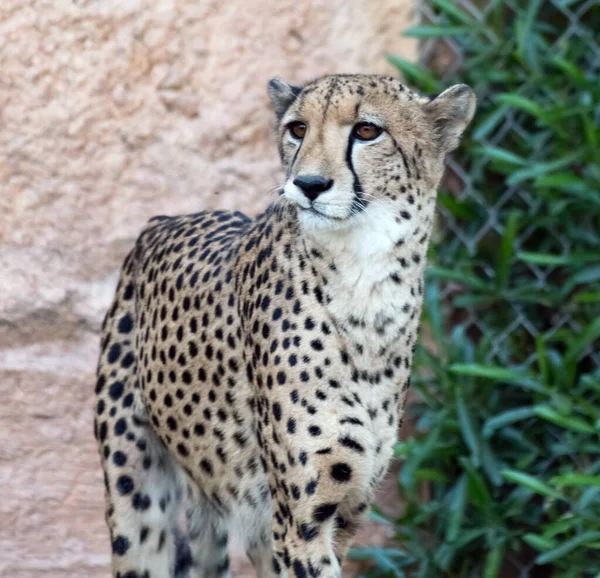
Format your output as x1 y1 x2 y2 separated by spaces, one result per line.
426 267 489 291
536 532 600 564
533 405 596 433
449 364 547 393
496 211 519 289
473 104 510 142
550 473 600 488
518 251 600 266
438 192 478 220
523 534 557 551
551 56 588 85
483 407 536 437
393 441 413 458
430 0 477 26
460 456 492 508
446 475 467 543
496 92 545 118
501 469 563 499
566 316 600 361
507 151 584 185
476 145 527 166
403 25 470 38
568 265 600 286
399 422 443 491
456 395 480 463
387 56 442 93
483 544 504 578
415 468 448 482
575 291 600 303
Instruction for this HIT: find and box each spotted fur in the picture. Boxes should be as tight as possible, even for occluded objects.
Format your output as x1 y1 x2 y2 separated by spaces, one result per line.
94 73 476 578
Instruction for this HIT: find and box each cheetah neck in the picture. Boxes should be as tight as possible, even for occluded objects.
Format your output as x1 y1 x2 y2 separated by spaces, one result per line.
288 199 436 365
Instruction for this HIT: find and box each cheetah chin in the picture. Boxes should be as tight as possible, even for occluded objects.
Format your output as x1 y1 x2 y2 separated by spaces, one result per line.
94 73 475 578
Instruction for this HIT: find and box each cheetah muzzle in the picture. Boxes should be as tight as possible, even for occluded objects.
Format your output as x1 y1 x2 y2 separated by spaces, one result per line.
94 73 476 578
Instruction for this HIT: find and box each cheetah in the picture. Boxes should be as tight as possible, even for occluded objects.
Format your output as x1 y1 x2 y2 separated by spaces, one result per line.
94 73 476 578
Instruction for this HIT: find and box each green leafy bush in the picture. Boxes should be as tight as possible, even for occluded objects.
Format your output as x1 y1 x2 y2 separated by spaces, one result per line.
352 1 600 576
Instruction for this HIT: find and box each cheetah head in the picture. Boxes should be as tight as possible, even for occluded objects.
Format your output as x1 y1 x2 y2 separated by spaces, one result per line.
268 74 476 234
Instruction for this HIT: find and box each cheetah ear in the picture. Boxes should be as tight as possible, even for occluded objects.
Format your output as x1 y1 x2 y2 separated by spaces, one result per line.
424 84 477 154
268 78 302 122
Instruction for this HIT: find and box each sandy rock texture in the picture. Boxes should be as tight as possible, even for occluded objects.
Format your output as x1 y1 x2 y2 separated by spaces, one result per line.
0 0 416 575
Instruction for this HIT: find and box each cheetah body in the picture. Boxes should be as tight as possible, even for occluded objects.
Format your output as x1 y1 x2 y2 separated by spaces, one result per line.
95 74 475 578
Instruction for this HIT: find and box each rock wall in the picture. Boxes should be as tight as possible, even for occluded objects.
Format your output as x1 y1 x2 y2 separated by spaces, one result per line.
0 1 416 575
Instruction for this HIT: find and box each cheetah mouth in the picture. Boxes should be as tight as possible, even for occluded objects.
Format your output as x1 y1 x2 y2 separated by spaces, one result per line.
300 206 348 222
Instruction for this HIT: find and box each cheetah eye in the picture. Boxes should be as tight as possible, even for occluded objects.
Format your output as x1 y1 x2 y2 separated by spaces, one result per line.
288 121 307 140
353 122 382 141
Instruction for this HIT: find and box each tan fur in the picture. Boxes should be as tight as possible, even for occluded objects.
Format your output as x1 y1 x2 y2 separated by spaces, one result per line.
94 73 475 578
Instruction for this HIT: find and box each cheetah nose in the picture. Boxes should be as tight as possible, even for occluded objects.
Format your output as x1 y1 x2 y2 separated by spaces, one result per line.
293 175 334 202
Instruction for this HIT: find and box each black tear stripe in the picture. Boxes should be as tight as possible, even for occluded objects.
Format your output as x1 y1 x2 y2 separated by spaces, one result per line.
286 142 303 181
345 135 367 214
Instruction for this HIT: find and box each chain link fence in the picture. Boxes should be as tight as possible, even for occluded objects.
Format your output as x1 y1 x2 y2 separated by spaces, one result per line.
414 0 600 368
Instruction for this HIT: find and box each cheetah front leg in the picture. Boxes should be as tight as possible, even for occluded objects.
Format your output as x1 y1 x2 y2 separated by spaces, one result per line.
331 500 369 564
266 458 365 578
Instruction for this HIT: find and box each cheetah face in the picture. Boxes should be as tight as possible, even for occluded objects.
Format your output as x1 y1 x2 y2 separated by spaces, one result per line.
268 74 476 232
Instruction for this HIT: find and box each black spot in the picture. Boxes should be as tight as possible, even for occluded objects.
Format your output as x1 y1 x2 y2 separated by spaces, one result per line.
116 475 134 495
331 462 352 482
112 535 130 556
200 459 213 476
305 480 317 495
310 339 323 351
108 381 124 401
123 282 135 300
140 526 149 543
293 559 307 578
98 421 107 441
113 451 127 467
114 418 127 436
273 402 282 421
339 436 365 453
95 375 106 394
118 314 133 334
313 502 338 522
132 493 151 511
107 343 122 363
121 352 135 369
308 425 321 436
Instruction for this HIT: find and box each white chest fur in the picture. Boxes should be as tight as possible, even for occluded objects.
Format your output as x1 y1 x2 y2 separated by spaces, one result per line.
302 200 433 365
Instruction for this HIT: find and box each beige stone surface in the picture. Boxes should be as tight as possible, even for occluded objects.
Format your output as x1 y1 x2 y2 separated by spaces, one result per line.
0 0 416 575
